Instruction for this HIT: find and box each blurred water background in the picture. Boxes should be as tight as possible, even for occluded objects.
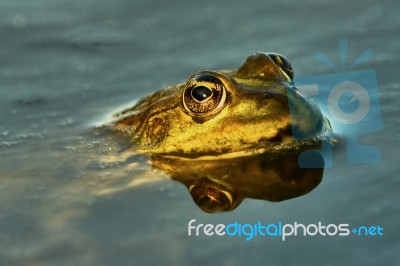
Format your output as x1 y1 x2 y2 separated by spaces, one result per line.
0 0 399 265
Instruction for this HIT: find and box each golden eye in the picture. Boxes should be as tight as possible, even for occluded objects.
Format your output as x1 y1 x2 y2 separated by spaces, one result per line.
191 86 213 102
182 74 227 115
189 185 233 213
268 53 294 81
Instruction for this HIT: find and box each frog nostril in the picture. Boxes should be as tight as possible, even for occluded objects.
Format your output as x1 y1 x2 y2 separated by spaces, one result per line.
191 86 213 102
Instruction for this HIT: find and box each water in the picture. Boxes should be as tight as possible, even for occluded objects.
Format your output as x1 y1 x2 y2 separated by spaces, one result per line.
0 0 399 265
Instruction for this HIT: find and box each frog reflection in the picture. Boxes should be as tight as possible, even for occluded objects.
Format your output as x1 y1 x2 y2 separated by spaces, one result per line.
150 151 324 213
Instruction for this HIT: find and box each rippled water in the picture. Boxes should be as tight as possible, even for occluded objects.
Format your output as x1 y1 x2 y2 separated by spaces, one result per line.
0 0 399 265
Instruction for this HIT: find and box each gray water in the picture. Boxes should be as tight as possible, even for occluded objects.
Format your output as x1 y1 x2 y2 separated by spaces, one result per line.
1 0 399 265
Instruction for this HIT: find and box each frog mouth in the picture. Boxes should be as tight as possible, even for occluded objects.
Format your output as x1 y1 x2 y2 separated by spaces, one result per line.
142 116 332 161
146 138 329 161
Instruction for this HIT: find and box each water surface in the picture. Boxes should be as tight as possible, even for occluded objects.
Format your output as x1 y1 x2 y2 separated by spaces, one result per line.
0 0 399 265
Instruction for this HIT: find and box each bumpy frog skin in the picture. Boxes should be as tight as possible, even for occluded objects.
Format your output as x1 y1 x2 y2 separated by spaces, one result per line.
112 52 331 158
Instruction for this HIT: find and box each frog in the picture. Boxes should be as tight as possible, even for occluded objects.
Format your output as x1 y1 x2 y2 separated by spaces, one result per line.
112 52 332 158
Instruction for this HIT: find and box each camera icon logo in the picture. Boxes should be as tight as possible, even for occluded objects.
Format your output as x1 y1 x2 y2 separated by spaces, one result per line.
327 81 370 125
292 39 382 167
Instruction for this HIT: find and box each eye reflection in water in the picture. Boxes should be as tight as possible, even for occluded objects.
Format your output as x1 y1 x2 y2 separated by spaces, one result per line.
150 150 325 213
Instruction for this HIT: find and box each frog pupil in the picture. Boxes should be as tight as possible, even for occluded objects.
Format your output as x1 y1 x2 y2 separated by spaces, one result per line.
192 86 212 102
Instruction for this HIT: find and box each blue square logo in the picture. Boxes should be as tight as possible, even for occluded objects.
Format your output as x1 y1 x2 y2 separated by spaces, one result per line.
292 40 382 167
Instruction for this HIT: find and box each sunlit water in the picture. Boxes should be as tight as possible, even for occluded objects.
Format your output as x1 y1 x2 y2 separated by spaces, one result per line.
0 0 399 265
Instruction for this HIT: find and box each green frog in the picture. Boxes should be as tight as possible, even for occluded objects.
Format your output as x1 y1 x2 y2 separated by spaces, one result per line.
112 52 331 158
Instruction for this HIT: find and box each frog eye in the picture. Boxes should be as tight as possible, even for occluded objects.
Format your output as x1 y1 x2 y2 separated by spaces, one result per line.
183 74 227 115
189 185 234 213
268 53 294 81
